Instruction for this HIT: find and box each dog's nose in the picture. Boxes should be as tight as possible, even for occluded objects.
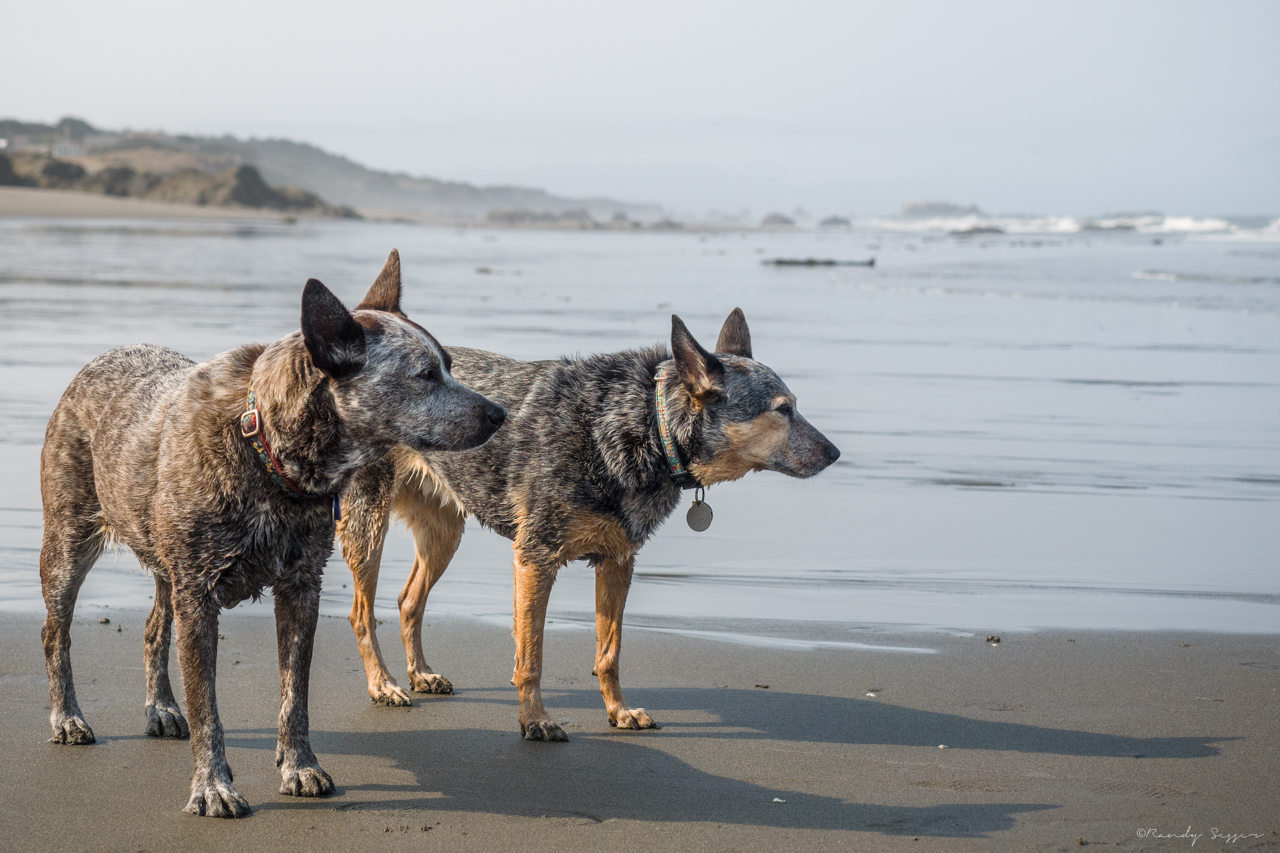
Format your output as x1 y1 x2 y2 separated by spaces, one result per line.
824 440 841 465
486 402 506 428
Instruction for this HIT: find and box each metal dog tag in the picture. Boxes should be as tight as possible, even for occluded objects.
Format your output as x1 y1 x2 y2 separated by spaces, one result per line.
686 488 713 532
686 501 712 531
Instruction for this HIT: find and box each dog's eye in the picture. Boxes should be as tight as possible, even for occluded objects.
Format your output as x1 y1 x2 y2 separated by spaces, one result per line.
417 369 438 383
774 402 794 418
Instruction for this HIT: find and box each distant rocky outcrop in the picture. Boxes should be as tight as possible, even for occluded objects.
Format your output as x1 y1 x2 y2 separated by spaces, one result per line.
1 151 357 217
486 207 682 231
4 153 88 189
487 207 594 226
901 201 985 219
142 164 353 214
0 155 18 186
761 212 795 226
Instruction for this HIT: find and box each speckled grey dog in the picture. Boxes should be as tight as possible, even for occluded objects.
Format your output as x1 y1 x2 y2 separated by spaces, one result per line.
338 305 841 741
39 251 505 817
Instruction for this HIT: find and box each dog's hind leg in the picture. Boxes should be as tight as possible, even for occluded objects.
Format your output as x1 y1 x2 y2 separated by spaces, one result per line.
511 543 567 741
339 459 410 706
39 431 105 746
143 573 189 738
593 556 659 730
174 588 249 818
272 574 335 799
41 525 104 745
395 487 465 695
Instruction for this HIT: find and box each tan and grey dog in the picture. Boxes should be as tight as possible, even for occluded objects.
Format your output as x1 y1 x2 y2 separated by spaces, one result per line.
39 252 505 817
338 289 841 741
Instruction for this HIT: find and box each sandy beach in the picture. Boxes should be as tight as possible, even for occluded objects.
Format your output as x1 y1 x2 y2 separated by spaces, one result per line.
0 186 299 221
0 610 1276 851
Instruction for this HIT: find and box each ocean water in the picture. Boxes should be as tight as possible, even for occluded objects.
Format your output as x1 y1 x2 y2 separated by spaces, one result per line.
1 216 1277 637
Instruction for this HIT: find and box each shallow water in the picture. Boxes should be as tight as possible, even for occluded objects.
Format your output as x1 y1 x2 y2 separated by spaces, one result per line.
1 218 1277 636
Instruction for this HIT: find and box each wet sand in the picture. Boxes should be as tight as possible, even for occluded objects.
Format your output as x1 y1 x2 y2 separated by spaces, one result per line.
1 610 1276 851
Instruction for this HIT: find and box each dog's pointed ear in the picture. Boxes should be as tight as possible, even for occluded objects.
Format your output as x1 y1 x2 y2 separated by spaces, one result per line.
357 249 403 314
302 279 367 378
714 307 752 359
671 314 725 402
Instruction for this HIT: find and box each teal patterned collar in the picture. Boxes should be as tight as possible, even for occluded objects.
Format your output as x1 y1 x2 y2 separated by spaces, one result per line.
654 367 701 490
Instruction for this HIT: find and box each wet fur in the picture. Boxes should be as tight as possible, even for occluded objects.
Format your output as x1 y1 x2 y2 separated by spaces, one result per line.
39 251 503 816
339 305 841 738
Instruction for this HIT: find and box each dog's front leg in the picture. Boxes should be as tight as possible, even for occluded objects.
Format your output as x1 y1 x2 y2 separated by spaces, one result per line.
273 577 335 798
594 556 659 730
174 590 249 818
399 495 465 696
339 461 413 706
512 549 567 741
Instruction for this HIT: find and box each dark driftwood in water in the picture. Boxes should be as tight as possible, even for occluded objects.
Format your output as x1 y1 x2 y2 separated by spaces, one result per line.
762 257 875 267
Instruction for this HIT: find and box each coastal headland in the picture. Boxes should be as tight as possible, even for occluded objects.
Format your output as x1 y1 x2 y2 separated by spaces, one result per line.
0 116 660 225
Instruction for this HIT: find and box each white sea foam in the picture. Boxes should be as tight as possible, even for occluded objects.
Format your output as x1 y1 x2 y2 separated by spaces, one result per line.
1193 217 1280 243
858 213 1246 236
1146 215 1234 233
859 214 1080 235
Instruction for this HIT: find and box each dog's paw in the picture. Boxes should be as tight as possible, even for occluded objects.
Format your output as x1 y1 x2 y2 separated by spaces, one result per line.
279 764 335 798
184 781 251 818
370 682 413 707
609 707 661 730
49 714 95 745
145 703 190 738
521 720 569 742
409 671 453 695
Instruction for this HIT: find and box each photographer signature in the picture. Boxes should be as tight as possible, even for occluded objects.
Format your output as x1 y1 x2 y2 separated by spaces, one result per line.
1136 827 1264 846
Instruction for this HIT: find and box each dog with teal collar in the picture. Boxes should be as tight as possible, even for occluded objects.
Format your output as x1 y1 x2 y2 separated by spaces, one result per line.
336 295 841 740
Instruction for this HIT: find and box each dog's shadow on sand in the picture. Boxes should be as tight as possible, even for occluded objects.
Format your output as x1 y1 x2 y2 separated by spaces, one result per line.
253 726 1053 836
233 686 1231 835
622 685 1229 758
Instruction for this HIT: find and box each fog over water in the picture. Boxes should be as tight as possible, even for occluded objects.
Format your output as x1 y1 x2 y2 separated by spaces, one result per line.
1 217 1277 637
3 1 1277 216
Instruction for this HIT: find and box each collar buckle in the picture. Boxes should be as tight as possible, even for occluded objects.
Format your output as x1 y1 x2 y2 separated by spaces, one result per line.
239 407 261 438
240 386 338 519
241 385 311 502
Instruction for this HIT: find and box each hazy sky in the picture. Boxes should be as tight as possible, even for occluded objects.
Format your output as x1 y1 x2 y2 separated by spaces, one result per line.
4 1 1277 217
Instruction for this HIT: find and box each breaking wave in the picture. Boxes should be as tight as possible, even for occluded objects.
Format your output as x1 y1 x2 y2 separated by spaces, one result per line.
860 213 1276 238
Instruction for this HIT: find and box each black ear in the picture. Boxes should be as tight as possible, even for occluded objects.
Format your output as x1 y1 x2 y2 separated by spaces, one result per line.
302 279 367 378
714 307 752 359
671 314 725 402
357 248 403 314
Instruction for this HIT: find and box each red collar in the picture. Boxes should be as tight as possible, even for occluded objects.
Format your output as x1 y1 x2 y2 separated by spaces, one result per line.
240 387 341 520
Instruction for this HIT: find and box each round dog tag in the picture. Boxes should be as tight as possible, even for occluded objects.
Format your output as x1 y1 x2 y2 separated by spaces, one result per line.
686 500 713 532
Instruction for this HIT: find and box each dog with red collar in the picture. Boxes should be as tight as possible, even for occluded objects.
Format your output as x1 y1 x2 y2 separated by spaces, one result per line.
38 251 504 817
